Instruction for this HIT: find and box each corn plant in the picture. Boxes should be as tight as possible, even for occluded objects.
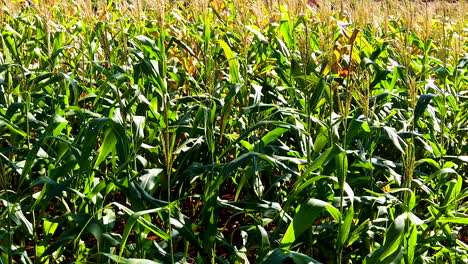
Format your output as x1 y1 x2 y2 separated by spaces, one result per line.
0 0 467 263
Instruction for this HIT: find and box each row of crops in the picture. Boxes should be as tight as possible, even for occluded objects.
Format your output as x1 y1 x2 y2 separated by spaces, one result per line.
0 0 467 263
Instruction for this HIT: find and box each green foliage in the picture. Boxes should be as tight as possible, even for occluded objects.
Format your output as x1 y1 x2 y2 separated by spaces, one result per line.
0 1 467 263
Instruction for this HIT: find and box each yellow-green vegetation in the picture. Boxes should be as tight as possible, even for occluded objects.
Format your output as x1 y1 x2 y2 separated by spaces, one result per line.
0 0 467 263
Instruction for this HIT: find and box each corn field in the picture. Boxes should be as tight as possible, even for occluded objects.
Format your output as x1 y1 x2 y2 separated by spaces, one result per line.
0 0 467 263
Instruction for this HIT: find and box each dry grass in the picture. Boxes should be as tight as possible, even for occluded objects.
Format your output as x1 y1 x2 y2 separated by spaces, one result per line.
2 0 466 22
0 0 465 68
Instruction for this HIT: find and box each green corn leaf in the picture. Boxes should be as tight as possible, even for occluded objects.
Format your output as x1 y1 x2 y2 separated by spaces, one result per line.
218 39 240 83
340 204 354 248
221 120 305 157
131 181 168 208
139 168 163 192
383 126 406 154
170 213 202 251
204 105 217 154
101 253 163 264
11 203 33 236
281 199 338 249
287 175 329 203
86 222 103 246
261 127 288 146
3 33 19 59
133 115 145 149
456 239 468 251
422 168 457 186
346 118 366 147
415 93 438 123
80 117 109 171
0 34 13 63
0 152 21 175
291 58 303 78
279 20 293 48
19 115 68 187
415 158 440 170
406 223 418 264
42 227 80 257
443 155 468 163
313 125 328 153
273 66 292 87
0 115 27 137
239 140 254 151
437 217 468 224
367 213 407 263
93 128 117 169
234 172 248 201
220 83 241 139
346 219 370 247
32 176 85 200
305 145 341 175
112 204 169 258
49 45 72 66
109 119 131 164
262 248 321 264
305 74 323 100
256 225 271 261
170 37 198 58
325 204 342 223
442 175 462 206
221 152 258 179
43 219 59 238
336 151 348 187
288 146 341 203
222 200 282 216
246 25 267 43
